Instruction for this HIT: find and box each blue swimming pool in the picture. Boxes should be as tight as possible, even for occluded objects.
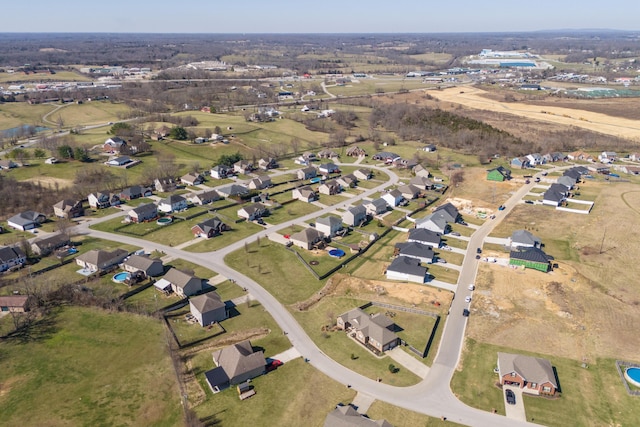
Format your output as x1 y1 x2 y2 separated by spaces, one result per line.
112 272 131 283
625 367 640 387
328 249 345 258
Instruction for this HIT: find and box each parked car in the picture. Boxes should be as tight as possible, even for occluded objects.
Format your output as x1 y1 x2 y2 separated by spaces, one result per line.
535 177 541 182
498 205 505 211
450 231 461 237
506 389 516 405
476 247 482 254
475 254 481 259
437 258 447 264
525 179 530 184
468 284 475 291
464 296 472 303
462 308 470 317
524 200 534 204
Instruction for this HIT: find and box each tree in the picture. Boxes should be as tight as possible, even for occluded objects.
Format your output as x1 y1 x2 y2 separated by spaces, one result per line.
450 170 465 187
74 147 90 162
169 126 188 140
33 148 46 158
109 122 132 135
57 145 74 159
217 152 243 167
214 125 222 135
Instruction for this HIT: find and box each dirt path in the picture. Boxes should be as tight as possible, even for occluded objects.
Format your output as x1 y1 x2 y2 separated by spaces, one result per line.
428 87 640 141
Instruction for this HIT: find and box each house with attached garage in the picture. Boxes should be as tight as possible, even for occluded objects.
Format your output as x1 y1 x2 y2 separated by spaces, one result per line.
205 340 266 393
381 189 404 208
397 184 421 200
180 172 204 186
297 166 317 180
119 185 152 201
497 352 558 395
0 159 18 170
158 194 187 213
510 230 541 250
433 202 460 223
323 405 393 427
318 163 340 174
233 159 254 174
318 179 341 195
487 166 511 182
394 241 435 264
189 292 227 326
315 216 343 237
385 255 427 283
258 157 278 170
75 248 128 272
337 308 399 353
542 183 569 207
289 227 325 250
526 153 544 166
30 233 71 256
122 254 164 277
0 246 26 272
363 198 388 216
191 217 229 239
407 228 441 248
103 136 127 153
127 203 158 223
248 174 272 190
342 205 367 227
163 268 203 297
337 174 358 189
353 168 373 180
188 190 220 205
509 247 552 272
210 165 232 179
410 175 434 190
237 203 267 221
53 199 84 218
88 191 120 209
415 213 448 234
372 151 400 163
556 175 576 189
154 177 177 193
7 211 46 231
217 184 249 198
510 157 530 169
598 151 617 163
292 185 317 203
412 164 430 178
346 146 367 157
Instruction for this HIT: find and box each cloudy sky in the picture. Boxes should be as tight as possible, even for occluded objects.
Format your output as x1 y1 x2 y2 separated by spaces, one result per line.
3 0 639 33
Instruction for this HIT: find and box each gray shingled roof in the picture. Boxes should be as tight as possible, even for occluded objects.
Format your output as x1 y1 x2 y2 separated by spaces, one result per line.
212 340 265 380
190 292 225 314
386 256 427 276
498 352 558 388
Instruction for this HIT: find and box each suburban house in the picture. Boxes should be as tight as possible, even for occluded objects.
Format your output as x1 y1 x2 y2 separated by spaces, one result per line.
248 174 272 190
598 151 617 163
434 203 460 223
337 308 399 353
289 227 325 250
75 248 128 272
393 157 417 170
410 176 434 190
412 164 430 178
407 228 441 247
122 254 164 277
587 164 610 174
397 184 421 200
567 151 594 162
543 183 569 207
543 152 566 163
337 174 358 189
511 230 542 249
7 211 46 231
0 246 27 272
381 189 404 207
53 199 84 219
154 177 177 193
180 172 204 186
88 191 120 209
30 233 70 256
556 175 576 189
127 203 158 223
158 194 187 213
189 292 227 326
297 166 317 180
363 198 388 216
319 180 341 195
106 156 133 166
205 340 266 392
487 166 512 182
342 205 368 227
422 144 437 152
318 163 340 175
210 165 231 179
163 268 203 297
510 157 530 169
292 186 317 203
294 156 310 166
385 256 427 284
0 159 18 169
415 213 448 234
497 352 558 395
509 247 552 272
526 153 545 166
217 184 248 198
237 203 267 221
0 295 31 313
353 168 373 180
120 185 152 201
315 216 343 238
188 190 220 205
372 152 400 162
324 405 392 427
191 217 229 238
233 160 254 174
394 242 435 264
318 149 339 159
257 157 278 170
103 136 127 152
346 146 367 157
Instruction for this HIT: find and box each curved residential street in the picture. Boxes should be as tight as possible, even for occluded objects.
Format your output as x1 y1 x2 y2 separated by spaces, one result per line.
72 164 554 427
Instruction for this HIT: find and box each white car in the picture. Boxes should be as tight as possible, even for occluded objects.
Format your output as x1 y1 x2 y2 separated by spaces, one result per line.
465 296 472 303
468 284 475 291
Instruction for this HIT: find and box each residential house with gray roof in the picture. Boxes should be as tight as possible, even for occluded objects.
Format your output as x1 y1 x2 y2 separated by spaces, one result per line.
290 227 325 250
337 308 399 353
342 205 367 227
315 216 343 238
75 248 128 272
122 254 164 277
163 268 203 297
31 233 70 256
7 211 46 231
363 198 388 216
394 242 435 264
407 228 441 247
385 256 427 284
292 185 317 203
498 352 558 395
511 230 541 250
191 217 229 239
53 199 84 219
205 340 266 392
128 203 158 223
323 405 393 427
189 292 227 326
0 246 26 272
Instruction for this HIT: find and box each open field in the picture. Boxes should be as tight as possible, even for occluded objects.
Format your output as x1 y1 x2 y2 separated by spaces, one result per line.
0 71 91 84
0 102 56 130
55 101 130 127
0 306 182 427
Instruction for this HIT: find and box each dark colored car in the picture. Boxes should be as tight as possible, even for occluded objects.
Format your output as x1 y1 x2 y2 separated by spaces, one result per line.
498 205 505 211
506 389 516 405
524 200 534 204
462 309 470 317
266 359 283 372
475 254 481 259
476 247 482 254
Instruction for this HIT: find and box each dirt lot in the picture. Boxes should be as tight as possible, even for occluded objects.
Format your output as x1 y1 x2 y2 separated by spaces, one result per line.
23 176 74 189
469 179 640 362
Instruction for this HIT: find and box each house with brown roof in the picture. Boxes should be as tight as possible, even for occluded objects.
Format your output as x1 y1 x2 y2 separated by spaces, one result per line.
31 233 71 256
75 248 128 272
119 185 152 201
189 292 227 326
248 174 272 190
122 254 164 277
187 190 220 205
319 179 340 195
410 176 433 190
258 157 278 170
205 340 266 392
180 172 204 186
324 405 393 427
191 217 229 238
163 268 203 297
412 164 430 178
342 205 367 227
497 352 558 395
346 146 367 157
337 174 358 189
292 185 317 203
353 168 372 180
237 203 268 221
289 227 324 250
397 184 421 200
0 295 31 313
53 199 84 219
127 203 158 223
233 159 254 174
154 177 177 193
337 308 399 353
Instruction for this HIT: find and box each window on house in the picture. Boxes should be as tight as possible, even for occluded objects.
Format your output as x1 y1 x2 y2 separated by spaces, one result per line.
543 386 551 392
530 382 537 388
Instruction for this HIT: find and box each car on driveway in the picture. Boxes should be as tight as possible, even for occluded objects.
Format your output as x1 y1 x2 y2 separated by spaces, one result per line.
450 231 461 237
506 389 516 405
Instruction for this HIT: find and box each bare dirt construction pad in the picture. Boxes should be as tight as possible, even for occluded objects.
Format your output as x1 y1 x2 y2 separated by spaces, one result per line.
23 176 74 189
428 87 640 141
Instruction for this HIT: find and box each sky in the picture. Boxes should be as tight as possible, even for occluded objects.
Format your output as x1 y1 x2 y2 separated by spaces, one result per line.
2 0 639 33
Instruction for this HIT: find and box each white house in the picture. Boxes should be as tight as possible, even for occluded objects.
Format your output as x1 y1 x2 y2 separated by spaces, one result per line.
158 194 187 213
381 189 404 208
386 256 426 284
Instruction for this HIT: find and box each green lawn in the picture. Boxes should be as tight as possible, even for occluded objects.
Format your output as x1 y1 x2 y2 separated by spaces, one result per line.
0 306 182 427
165 258 216 279
184 221 263 252
0 102 56 129
265 201 321 225
367 400 461 426
427 264 460 284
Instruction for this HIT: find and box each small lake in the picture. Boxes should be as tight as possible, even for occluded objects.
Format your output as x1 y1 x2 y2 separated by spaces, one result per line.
0 125 49 138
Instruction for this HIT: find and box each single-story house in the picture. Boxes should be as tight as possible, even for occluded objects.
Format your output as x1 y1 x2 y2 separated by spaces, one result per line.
412 164 430 178
372 152 400 162
407 228 441 247
237 203 267 221
397 184 421 200
154 177 177 193
337 308 399 353
53 199 84 219
103 136 127 152
315 216 343 238
7 211 46 231
180 172 204 186
385 256 427 284
191 217 229 238
30 233 71 256
381 189 404 207
88 191 120 209
317 149 339 159
233 160 254 174
318 163 339 174
487 166 512 182
248 175 272 190
0 246 27 272
542 184 569 207
511 230 541 249
205 340 266 392
318 180 340 195
498 352 558 395
217 184 248 198
210 165 231 179
122 254 164 277
393 157 417 170
297 166 317 180
415 213 448 234
566 151 594 162
128 203 158 223
410 176 434 190
394 241 435 264
342 205 367 227
363 198 388 216
587 164 610 174
324 405 393 427
337 174 358 189
0 295 31 312
346 146 367 157
189 292 227 326
75 248 128 272
353 168 373 180
188 190 221 205
509 247 552 272
106 156 132 166
158 194 187 213
292 186 317 203
290 227 324 250
258 157 278 170
163 268 203 297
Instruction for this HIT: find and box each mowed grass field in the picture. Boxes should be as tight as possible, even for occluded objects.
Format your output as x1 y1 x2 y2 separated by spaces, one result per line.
0 102 56 130
0 306 182 427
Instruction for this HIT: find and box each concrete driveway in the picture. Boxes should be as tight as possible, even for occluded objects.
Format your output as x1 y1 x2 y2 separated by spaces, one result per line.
503 386 527 421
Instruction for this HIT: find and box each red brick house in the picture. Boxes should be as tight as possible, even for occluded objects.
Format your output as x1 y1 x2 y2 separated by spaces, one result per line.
497 352 558 395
